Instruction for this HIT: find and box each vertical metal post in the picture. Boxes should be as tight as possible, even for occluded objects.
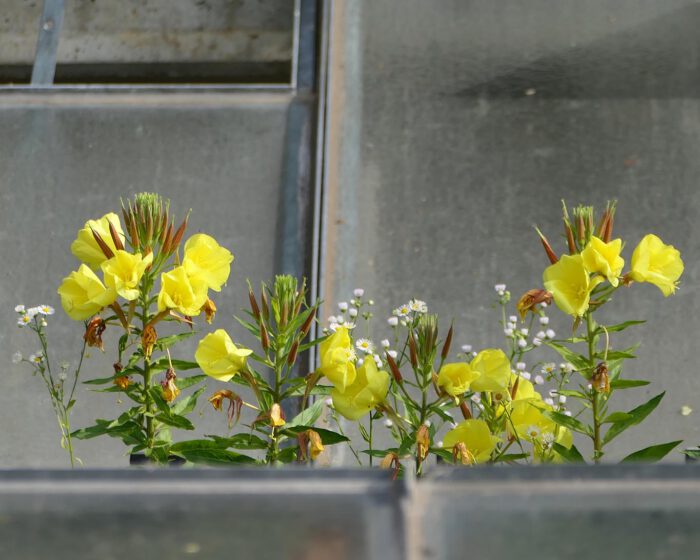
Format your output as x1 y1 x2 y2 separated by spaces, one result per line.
31 0 65 86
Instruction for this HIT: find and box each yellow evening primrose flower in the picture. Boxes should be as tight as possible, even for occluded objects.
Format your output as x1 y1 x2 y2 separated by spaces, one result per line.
437 362 480 396
511 373 541 402
57 264 117 320
629 233 684 296
70 213 125 270
543 254 602 317
443 419 500 464
469 349 511 393
101 250 153 301
157 265 208 316
318 327 357 392
581 236 625 287
508 398 552 442
182 234 234 292
332 358 390 420
194 329 252 382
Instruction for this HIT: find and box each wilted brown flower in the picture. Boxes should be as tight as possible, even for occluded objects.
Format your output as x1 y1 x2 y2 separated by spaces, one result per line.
416 424 430 461
161 367 180 402
592 362 610 393
516 289 553 320
84 316 106 351
202 298 217 324
142 324 157 358
208 389 243 426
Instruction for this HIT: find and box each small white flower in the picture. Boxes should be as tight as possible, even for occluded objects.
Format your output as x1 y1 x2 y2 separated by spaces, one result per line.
29 353 43 365
356 339 375 354
516 362 526 371
328 315 337 324
561 362 575 374
387 316 399 327
494 284 507 293
509 315 517 323
387 350 398 359
520 328 529 336
409 299 428 313
564 410 573 417
17 315 32 327
532 338 542 347
393 304 411 317
14 305 25 314
37 305 55 316
681 405 693 416
461 344 472 353
381 339 391 348
58 372 68 381
353 288 364 298
400 319 408 327
373 354 383 367
541 432 555 448
544 397 555 406
542 363 556 375
527 425 541 440
586 383 593 390
536 330 546 339
504 328 514 337
383 419 394 428
559 395 567 404
368 299 375 306
541 302 548 308
26 307 41 318
11 351 22 364
517 339 527 349
520 372 532 380
545 329 556 339
349 308 358 318
507 321 516 330
539 316 549 325
350 299 357 306
471 351 477 358
40 319 48 327
534 375 544 385
423 420 431 427
338 302 348 312
437 441 444 449
329 322 340 332
344 322 356 330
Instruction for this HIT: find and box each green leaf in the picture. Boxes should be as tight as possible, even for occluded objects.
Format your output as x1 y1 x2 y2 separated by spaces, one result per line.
170 387 205 416
621 440 682 463
603 392 665 445
169 440 257 465
683 448 700 459
286 399 325 429
552 443 585 463
361 449 395 458
175 374 207 390
602 412 633 424
600 350 636 361
276 447 298 464
83 375 119 385
598 320 645 334
609 379 650 390
155 332 195 351
431 448 454 462
207 434 269 450
155 414 194 430
543 410 593 436
149 358 200 374
546 342 591 376
281 426 349 445
494 453 530 463
556 390 588 399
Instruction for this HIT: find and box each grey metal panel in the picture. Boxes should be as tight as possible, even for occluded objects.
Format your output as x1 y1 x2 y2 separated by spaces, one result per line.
322 0 700 463
0 93 292 467
30 0 65 86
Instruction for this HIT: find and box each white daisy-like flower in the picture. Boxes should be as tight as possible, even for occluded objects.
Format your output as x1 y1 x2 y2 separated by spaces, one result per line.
539 316 549 325
532 338 542 347
338 302 348 312
26 307 41 318
387 316 399 327
348 308 358 318
561 362 575 374
29 352 43 364
520 328 529 336
11 351 22 364
504 328 514 337
545 329 556 339
344 322 356 330
329 322 340 332
14 305 25 314
387 350 398 359
58 372 68 381
516 362 526 371
461 344 472 353
534 375 544 385
17 315 32 327
517 339 527 349
541 363 556 375
509 315 517 323
541 432 555 448
520 371 532 380
37 305 55 316
381 339 391 348
353 288 364 298
383 419 394 428
494 284 507 293
527 425 541 440
393 304 411 317
409 299 428 313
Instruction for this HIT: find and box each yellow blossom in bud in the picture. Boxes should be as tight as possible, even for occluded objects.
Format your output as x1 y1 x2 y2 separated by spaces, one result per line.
437 362 480 396
182 233 234 292
543 254 602 317
469 349 511 393
270 403 286 427
581 236 624 287
70 213 125 270
331 358 390 420
101 250 153 301
202 298 217 324
308 430 324 460
629 234 684 296
318 327 357 392
443 419 500 464
195 329 252 382
57 264 117 320
157 265 208 316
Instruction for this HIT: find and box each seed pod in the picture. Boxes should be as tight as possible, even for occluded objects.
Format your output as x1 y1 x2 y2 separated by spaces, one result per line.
90 227 115 259
385 352 403 383
408 334 418 369
441 324 454 361
248 286 261 321
300 308 316 338
565 223 576 254
260 321 270 352
108 220 125 252
287 340 299 366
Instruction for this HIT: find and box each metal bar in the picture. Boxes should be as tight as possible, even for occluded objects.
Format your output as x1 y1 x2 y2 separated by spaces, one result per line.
30 0 65 86
296 0 319 91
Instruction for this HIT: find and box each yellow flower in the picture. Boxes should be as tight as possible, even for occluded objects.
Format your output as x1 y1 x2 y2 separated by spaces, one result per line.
543 254 602 317
318 327 357 392
437 362 480 396
57 264 117 320
581 236 624 287
509 398 552 442
270 403 286 427
511 373 540 402
630 233 684 296
331 358 390 420
182 234 234 292
443 419 500 464
469 349 511 393
101 250 153 301
308 430 324 460
194 329 252 382
157 265 208 316
70 213 125 270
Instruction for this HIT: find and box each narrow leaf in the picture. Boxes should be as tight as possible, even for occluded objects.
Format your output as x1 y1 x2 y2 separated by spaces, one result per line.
621 440 682 463
543 410 593 436
552 443 586 463
603 392 665 445
610 379 650 390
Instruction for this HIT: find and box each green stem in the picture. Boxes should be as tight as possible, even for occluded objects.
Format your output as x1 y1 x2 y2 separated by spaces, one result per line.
586 312 602 463
369 414 374 467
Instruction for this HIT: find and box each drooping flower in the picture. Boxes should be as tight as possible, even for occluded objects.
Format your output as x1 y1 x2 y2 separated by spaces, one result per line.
543 254 602 317
182 233 234 292
70 213 125 270
629 234 684 296
195 329 252 382
581 236 625 287
331 358 390 420
157 265 208 316
101 250 153 301
437 362 480 396
318 326 357 392
469 349 511 393
443 419 500 464
57 265 117 320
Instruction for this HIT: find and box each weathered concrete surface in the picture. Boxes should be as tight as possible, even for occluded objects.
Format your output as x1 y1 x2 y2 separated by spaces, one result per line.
323 0 700 463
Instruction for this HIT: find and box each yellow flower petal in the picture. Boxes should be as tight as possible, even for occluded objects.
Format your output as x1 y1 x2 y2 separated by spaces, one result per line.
57 264 117 320
101 250 153 301
194 329 252 382
443 419 500 464
469 349 510 393
630 234 684 296
437 362 480 396
331 359 390 420
70 213 125 270
581 236 624 287
157 265 208 316
543 254 596 317
318 327 357 392
183 233 234 292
